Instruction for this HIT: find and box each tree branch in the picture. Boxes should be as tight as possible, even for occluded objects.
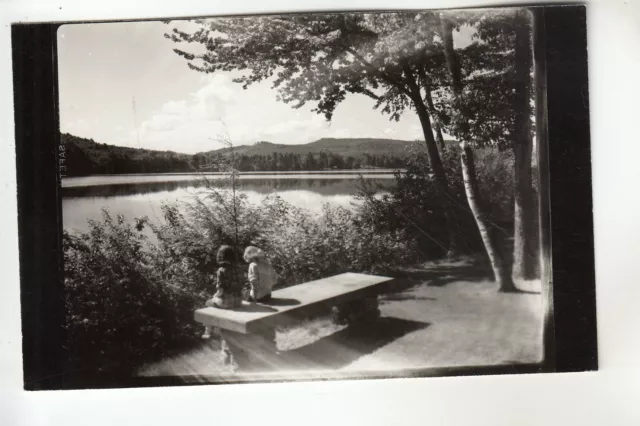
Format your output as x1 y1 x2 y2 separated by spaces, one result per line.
417 65 431 98
343 46 412 97
401 62 427 108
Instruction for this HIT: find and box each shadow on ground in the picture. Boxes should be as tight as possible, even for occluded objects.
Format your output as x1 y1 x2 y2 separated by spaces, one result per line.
277 317 429 371
381 293 437 302
401 265 493 288
138 256 543 378
384 258 540 295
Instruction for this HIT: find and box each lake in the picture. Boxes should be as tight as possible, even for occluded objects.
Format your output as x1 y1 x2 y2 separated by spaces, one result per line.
62 172 396 235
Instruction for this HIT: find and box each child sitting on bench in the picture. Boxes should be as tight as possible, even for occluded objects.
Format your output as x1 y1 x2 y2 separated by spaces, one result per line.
243 246 279 303
202 245 244 339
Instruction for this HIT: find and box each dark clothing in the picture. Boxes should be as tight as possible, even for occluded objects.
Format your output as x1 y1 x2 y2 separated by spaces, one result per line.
211 262 245 309
256 294 272 303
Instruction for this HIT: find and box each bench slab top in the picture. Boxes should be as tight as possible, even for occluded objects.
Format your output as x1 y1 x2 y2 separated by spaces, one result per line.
194 272 394 333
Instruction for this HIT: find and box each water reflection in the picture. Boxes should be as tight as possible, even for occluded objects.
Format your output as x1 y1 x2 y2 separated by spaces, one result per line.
62 177 392 199
62 176 394 236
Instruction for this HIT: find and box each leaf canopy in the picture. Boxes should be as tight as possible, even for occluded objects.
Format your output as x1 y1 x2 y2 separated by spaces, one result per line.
166 9 532 148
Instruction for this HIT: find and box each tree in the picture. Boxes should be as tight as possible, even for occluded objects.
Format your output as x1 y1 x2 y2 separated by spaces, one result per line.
512 10 537 279
459 143 515 291
193 130 244 252
304 152 317 170
440 12 518 292
430 8 539 282
456 9 537 279
166 12 461 253
190 153 204 170
425 88 447 153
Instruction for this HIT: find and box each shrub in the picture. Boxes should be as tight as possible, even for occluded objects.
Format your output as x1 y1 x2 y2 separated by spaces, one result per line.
149 189 290 294
61 152 514 377
474 147 515 223
356 145 515 258
258 204 415 286
63 210 202 377
151 185 414 289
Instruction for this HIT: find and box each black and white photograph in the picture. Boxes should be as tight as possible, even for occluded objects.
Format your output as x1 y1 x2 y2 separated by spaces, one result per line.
12 4 596 390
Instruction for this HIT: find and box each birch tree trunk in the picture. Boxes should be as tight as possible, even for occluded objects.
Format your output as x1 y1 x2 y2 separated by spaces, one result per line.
512 9 538 280
441 13 517 291
460 142 517 292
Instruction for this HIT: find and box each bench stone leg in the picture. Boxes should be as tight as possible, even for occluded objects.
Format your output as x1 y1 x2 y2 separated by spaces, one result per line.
332 296 380 326
216 329 244 370
218 326 278 372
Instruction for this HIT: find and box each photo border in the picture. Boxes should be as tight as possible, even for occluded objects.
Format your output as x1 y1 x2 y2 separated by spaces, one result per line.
11 4 595 391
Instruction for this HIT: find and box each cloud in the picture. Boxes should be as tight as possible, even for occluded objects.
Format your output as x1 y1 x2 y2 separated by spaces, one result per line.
135 73 336 152
160 100 188 115
329 128 352 139
142 113 184 132
195 74 236 103
262 115 327 138
132 71 424 153
135 74 242 152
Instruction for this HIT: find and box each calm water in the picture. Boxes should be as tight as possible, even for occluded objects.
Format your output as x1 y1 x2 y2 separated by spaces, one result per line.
62 173 395 235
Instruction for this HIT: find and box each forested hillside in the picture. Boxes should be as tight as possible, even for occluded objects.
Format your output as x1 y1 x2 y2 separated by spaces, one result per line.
60 133 192 175
60 133 445 176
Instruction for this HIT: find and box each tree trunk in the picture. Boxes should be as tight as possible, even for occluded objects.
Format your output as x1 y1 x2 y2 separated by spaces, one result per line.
405 71 459 256
413 96 449 193
533 7 555 369
440 13 515 283
512 10 538 280
460 142 517 292
414 96 460 256
230 142 240 251
441 17 463 95
425 89 447 153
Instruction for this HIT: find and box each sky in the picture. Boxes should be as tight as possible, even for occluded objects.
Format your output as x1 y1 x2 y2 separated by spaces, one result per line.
57 18 474 154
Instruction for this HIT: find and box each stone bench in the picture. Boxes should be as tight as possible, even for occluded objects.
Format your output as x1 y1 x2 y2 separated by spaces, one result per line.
194 272 395 370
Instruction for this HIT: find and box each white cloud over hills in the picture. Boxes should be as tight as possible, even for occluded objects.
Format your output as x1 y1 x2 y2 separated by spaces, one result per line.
119 71 427 153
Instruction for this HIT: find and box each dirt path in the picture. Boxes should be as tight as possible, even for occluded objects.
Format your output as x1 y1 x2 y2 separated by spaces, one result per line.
138 259 543 379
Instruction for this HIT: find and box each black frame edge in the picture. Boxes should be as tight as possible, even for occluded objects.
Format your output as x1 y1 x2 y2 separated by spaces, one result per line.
12 23 68 390
544 5 598 372
10 4 597 389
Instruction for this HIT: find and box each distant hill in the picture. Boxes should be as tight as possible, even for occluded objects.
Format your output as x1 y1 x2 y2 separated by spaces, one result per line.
203 138 428 158
60 133 454 176
60 133 193 176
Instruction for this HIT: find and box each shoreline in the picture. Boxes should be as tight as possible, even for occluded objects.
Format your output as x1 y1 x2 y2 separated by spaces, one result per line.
61 170 403 188
62 169 404 177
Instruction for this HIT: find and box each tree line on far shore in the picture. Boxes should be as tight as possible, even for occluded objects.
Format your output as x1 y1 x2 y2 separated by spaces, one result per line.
60 132 409 176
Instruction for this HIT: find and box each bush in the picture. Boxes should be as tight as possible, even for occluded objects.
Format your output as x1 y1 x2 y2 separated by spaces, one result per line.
152 186 414 288
259 204 415 285
149 189 290 293
63 210 202 377
61 150 515 376
474 147 515 223
356 145 515 258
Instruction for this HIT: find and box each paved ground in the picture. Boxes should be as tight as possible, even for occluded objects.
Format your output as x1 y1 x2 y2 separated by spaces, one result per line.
138 258 543 379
